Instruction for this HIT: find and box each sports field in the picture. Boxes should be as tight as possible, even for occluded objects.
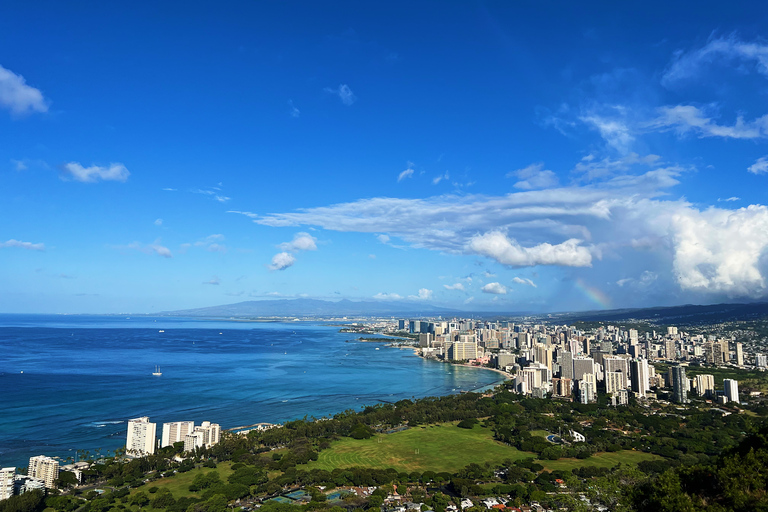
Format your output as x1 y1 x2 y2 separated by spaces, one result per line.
305 424 536 473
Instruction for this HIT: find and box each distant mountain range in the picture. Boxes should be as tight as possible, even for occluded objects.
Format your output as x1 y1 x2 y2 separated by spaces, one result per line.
553 301 768 325
158 298 768 325
159 298 461 318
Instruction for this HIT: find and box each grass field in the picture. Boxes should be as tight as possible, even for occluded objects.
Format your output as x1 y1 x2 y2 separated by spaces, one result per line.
130 462 234 499
304 423 663 474
304 424 535 473
539 451 662 472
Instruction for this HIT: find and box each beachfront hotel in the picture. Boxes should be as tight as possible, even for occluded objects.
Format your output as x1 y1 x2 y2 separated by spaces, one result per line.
0 468 15 500
28 455 59 489
126 417 157 455
161 421 195 448
183 421 221 452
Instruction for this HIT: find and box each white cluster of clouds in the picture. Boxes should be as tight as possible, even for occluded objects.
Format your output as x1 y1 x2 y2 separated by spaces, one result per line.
62 162 130 183
508 163 559 190
0 64 48 116
482 282 507 294
512 277 536 287
0 239 45 251
249 154 768 297
268 232 317 271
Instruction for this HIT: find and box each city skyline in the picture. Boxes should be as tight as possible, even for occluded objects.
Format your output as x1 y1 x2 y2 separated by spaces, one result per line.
3 2 768 314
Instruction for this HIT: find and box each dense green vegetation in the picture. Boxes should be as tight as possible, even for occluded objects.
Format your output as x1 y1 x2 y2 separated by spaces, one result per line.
4 386 768 512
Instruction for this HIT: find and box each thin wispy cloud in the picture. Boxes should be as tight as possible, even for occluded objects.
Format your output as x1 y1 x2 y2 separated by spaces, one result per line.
0 64 48 116
398 163 415 182
203 277 220 285
432 172 450 185
0 239 45 251
373 292 402 300
288 100 300 118
443 283 465 291
662 35 768 86
62 162 130 183
647 105 768 139
193 188 231 202
324 84 356 105
512 276 537 287
122 240 173 258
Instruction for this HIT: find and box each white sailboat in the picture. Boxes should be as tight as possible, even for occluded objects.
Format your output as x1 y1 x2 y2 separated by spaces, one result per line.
152 365 162 376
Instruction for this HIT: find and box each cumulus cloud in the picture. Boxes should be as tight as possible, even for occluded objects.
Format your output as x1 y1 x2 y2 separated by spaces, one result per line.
245 158 768 298
469 232 592 267
377 234 390 244
278 232 317 252
325 84 356 105
0 64 48 115
409 288 434 300
268 252 296 271
647 105 768 139
373 292 402 300
268 232 317 270
482 282 508 294
0 239 45 251
748 156 768 174
154 218 163 226
671 205 768 297
508 163 559 190
512 277 537 287
62 162 130 183
444 283 465 291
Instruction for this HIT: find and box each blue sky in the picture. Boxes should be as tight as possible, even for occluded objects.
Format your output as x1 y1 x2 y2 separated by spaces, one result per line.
3 1 768 314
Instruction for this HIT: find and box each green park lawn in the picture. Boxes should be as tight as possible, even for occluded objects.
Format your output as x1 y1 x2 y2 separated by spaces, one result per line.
130 462 233 500
305 423 534 473
540 450 662 472
304 423 663 474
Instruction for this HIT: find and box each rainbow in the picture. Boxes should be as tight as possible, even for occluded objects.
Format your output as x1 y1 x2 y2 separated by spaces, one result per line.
574 278 612 309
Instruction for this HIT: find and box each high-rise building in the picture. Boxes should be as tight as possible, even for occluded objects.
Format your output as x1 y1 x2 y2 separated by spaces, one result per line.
735 343 744 366
28 456 59 489
557 350 574 380
572 356 595 381
578 373 596 404
671 365 688 403
183 422 221 452
126 417 157 455
724 379 740 403
630 358 650 397
605 371 628 394
0 467 15 500
161 421 195 448
695 374 715 398
757 354 768 368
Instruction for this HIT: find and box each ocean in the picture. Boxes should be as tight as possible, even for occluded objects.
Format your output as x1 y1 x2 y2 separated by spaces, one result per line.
0 315 504 468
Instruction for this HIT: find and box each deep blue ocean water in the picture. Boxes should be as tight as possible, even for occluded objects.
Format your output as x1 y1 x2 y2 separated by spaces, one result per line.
0 315 503 467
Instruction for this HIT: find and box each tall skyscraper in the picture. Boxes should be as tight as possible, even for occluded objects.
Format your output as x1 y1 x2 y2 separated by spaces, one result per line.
558 350 574 380
28 456 59 489
630 358 649 397
671 365 688 403
735 343 744 366
0 467 15 500
695 374 715 398
161 421 195 448
724 379 740 403
126 417 157 455
183 422 221 452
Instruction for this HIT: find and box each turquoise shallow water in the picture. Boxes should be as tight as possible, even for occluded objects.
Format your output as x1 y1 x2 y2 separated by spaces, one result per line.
0 315 503 467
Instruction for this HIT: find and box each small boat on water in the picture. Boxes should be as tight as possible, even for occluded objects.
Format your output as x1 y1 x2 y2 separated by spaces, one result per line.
152 365 162 376
158 330 165 333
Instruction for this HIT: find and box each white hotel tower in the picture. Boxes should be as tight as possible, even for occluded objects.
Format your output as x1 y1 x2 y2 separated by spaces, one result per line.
126 417 157 455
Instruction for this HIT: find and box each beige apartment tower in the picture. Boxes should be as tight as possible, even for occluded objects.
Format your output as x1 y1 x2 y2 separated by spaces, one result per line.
28 456 59 489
